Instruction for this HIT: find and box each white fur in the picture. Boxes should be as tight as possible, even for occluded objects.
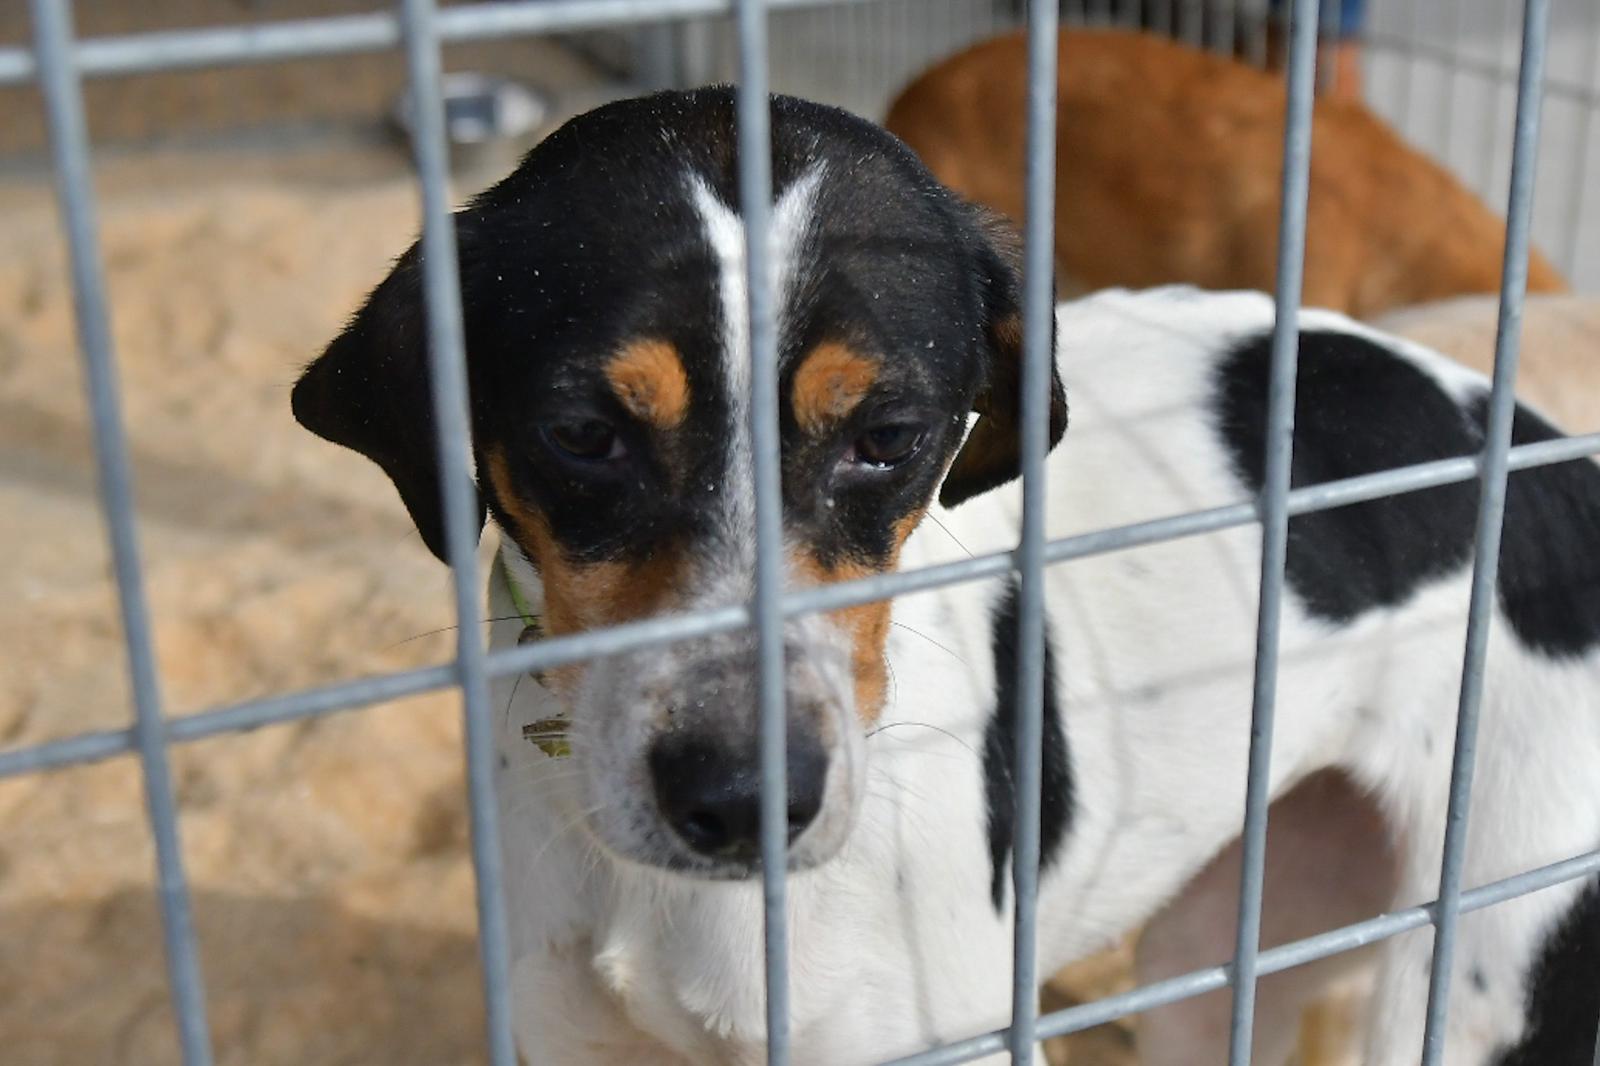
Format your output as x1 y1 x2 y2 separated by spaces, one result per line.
491 287 1600 1065
503 166 867 882
690 167 825 566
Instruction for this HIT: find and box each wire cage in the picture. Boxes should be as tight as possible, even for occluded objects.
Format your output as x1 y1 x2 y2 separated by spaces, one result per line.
2 1 1599 1064
657 0 1599 291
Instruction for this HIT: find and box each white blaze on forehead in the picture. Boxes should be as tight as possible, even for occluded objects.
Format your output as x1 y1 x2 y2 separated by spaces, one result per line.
689 165 825 577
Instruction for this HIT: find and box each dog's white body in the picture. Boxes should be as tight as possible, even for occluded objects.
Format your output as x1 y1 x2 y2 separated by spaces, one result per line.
492 288 1600 1066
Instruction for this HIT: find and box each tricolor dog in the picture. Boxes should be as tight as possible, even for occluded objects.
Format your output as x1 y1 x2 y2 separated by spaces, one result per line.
292 89 1600 1065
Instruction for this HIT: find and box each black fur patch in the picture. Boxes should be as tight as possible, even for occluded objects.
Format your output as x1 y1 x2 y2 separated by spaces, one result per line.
1214 330 1481 623
296 87 1063 572
1477 398 1600 658
1491 876 1600 1066
983 584 1073 911
1215 330 1600 658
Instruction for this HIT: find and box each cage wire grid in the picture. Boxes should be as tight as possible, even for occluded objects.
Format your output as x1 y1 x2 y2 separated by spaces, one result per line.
9 0 1600 1065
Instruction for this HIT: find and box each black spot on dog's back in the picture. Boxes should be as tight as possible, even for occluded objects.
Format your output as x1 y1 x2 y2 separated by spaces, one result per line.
1216 330 1600 658
1215 330 1480 623
983 585 1072 911
1482 399 1600 658
1492 876 1600 1066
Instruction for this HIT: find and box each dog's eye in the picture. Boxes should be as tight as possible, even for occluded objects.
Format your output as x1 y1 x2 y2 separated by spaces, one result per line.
848 423 927 469
544 420 625 462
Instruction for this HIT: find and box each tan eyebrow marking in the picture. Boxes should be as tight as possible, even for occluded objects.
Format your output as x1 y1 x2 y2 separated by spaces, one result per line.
605 338 691 429
791 341 879 434
788 505 926 726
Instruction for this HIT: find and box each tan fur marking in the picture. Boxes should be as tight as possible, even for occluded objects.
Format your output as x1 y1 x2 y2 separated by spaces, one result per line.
605 338 690 429
792 508 926 725
793 553 890 725
486 449 683 691
792 342 879 434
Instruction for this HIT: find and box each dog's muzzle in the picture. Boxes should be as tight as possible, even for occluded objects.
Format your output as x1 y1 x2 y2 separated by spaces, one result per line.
649 712 830 866
580 622 862 878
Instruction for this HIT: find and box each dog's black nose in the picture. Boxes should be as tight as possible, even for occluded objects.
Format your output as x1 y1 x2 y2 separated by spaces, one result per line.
649 734 828 862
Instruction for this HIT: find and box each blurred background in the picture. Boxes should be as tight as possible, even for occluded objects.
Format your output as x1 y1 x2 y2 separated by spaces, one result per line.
0 2 1594 1063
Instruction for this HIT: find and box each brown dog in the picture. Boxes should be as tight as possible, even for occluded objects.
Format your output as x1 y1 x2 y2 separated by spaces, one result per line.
885 29 1567 320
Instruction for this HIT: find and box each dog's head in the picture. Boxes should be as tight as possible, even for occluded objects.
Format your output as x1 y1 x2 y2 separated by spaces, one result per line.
293 88 1066 878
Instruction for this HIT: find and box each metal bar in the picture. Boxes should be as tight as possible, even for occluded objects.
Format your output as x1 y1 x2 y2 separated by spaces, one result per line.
883 846 1600 1066
27 0 213 1060
1316 0 1340 95
0 725 136 778
632 22 682 89
1247 0 1269 68
1559 10 1600 275
1420 2 1552 1061
1007 0 1059 1059
1211 0 1237 57
1477 0 1524 195
10 6 1595 1066
1393 0 1426 128
7 431 1600 785
1180 0 1204 46
1435 0 1466 162
894 0 915 105
1363 29 1600 108
0 0 877 86
838 1 862 109
394 2 514 1062
169 663 461 742
0 661 461 781
730 0 791 1060
1150 0 1175 38
1224 1 1318 1062
3 8 401 83
11 1 1596 106
674 17 718 91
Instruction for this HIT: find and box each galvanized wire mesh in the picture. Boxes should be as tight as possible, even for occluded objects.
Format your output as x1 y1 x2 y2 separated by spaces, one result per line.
7 1 1600 1064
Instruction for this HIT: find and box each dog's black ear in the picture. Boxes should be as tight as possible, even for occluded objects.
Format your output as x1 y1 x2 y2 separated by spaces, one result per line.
939 212 1068 508
292 243 485 563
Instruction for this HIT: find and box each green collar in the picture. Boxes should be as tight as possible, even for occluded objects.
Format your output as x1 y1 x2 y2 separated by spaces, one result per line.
496 552 569 759
498 551 542 633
